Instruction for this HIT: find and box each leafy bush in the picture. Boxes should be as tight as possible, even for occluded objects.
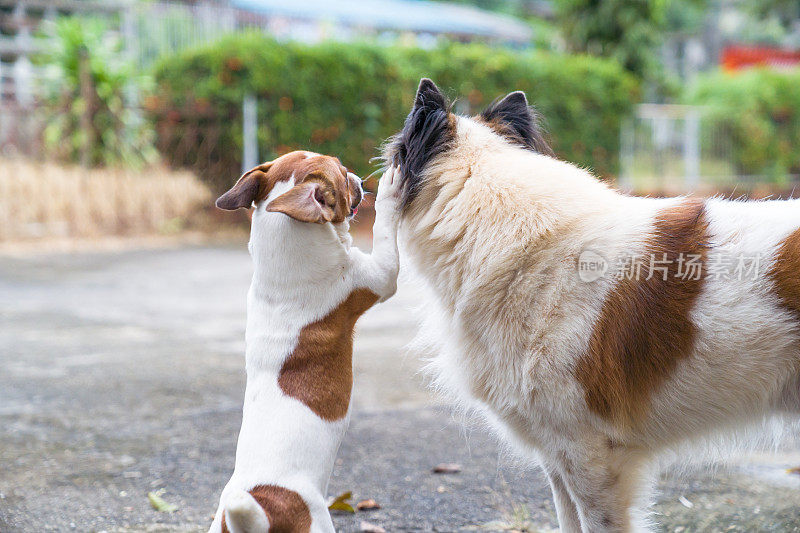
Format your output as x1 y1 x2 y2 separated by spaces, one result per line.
150 33 639 191
686 68 800 181
37 17 157 167
555 0 668 81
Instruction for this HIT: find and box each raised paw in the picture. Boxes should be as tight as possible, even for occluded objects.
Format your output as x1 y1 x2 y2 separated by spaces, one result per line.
375 166 403 215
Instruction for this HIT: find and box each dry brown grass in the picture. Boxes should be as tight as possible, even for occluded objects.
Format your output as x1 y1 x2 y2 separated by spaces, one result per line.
0 158 214 242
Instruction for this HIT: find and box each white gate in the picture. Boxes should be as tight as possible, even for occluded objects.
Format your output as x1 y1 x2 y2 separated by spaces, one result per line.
619 104 737 192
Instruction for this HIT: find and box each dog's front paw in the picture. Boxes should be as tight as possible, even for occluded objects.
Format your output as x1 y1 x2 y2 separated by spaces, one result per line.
375 165 403 219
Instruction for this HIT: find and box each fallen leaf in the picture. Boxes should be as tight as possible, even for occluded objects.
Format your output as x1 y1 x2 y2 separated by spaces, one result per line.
328 491 355 513
787 466 800 475
360 520 386 533
357 498 381 511
433 463 462 474
148 489 178 513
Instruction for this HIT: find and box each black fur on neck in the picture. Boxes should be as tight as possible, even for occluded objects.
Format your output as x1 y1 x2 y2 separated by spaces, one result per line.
386 78 455 209
479 91 554 156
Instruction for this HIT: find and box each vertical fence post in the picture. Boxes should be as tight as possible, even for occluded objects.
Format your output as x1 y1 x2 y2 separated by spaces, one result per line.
122 3 138 83
78 47 96 168
121 3 142 157
0 61 6 152
242 93 258 173
619 117 634 191
13 31 34 108
683 109 700 189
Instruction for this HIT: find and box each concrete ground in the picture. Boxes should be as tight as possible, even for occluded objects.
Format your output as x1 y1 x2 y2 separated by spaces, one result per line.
2 241 800 532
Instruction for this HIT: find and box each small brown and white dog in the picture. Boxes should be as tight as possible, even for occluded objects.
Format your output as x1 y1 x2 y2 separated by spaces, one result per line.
208 151 402 533
384 79 800 532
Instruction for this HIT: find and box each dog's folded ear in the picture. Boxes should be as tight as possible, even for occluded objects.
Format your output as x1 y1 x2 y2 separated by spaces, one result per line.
266 179 333 224
480 91 554 156
216 162 274 210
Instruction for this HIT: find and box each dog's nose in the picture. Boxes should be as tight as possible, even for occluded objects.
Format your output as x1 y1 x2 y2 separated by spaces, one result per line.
348 173 363 216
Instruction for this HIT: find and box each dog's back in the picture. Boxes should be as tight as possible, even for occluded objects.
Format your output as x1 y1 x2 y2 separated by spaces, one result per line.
209 152 402 533
214 287 378 533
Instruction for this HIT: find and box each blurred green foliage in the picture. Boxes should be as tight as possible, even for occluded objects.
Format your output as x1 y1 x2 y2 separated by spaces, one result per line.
37 17 157 167
150 33 638 192
554 0 668 82
687 68 800 181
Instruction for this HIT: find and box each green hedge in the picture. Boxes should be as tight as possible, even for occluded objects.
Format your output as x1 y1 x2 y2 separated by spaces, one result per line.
686 68 800 181
150 33 639 192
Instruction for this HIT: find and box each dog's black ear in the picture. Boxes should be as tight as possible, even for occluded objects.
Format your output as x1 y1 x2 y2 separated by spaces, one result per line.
414 78 447 115
392 78 455 207
480 91 554 156
216 162 273 210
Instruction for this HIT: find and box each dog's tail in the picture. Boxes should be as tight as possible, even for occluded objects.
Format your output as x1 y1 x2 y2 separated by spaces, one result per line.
223 489 270 533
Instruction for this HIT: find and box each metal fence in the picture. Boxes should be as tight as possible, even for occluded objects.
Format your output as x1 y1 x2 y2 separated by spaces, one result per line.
124 2 268 69
0 101 43 158
152 103 239 191
2 3 795 192
618 103 784 193
0 1 260 158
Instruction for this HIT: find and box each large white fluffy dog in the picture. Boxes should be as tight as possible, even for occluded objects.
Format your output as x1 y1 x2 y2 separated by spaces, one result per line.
383 79 800 532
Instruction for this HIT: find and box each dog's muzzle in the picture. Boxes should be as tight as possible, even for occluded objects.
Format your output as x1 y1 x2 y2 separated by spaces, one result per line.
348 173 363 217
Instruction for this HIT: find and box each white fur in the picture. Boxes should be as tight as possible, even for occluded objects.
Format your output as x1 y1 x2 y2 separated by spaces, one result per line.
397 116 800 532
208 166 402 533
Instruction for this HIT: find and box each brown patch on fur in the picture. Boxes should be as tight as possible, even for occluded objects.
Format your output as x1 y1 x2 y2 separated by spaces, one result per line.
770 227 800 318
576 198 709 426
278 288 379 421
220 484 312 533
216 151 357 223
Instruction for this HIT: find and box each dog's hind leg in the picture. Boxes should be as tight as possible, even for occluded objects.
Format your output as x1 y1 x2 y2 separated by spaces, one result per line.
543 466 582 533
550 439 651 533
